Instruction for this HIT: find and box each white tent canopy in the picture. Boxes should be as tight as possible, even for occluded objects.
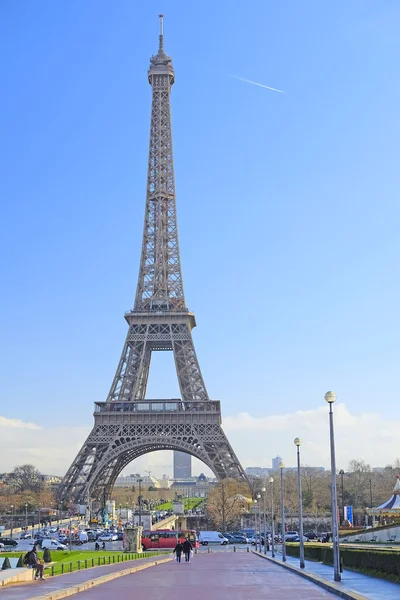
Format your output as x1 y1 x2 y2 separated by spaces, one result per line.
367 476 400 515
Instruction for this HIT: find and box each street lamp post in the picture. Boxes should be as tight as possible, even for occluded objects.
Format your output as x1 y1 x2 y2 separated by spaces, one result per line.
253 499 258 548
138 479 143 526
294 437 305 569
261 487 267 555
369 478 375 526
10 505 14 540
279 462 286 562
38 504 41 535
269 477 275 558
69 502 73 553
25 503 28 530
256 493 261 552
325 391 341 582
339 470 345 524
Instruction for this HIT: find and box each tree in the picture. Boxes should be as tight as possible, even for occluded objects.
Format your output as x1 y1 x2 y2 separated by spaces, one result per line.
345 460 372 508
43 548 52 563
8 465 45 493
207 479 251 530
1 558 11 570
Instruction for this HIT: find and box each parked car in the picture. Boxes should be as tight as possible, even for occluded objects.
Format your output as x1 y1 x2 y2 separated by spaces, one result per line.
98 533 118 542
288 535 308 543
41 538 67 551
20 533 32 539
198 531 229 545
305 531 318 540
117 532 124 541
229 534 248 544
0 537 18 546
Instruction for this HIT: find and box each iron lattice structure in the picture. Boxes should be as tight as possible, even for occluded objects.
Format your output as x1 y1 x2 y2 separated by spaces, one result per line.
58 17 247 504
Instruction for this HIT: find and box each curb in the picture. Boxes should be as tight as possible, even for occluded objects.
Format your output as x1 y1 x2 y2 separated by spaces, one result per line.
252 551 368 600
25 557 172 600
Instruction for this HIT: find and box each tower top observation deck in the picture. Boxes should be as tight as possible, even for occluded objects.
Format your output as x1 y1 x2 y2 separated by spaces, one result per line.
148 14 174 83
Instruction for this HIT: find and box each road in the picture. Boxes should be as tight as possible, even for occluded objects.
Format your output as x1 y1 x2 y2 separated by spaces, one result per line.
70 551 335 600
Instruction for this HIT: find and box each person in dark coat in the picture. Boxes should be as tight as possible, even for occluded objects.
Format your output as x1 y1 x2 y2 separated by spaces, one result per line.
182 539 192 563
29 547 45 580
173 541 183 563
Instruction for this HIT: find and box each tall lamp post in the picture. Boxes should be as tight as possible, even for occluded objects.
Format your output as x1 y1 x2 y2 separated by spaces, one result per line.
325 391 341 582
25 503 28 531
279 462 286 562
294 437 305 569
10 505 14 539
38 503 41 535
253 499 258 548
269 477 275 558
138 478 143 526
261 487 267 555
369 478 375 526
256 493 261 552
339 470 345 524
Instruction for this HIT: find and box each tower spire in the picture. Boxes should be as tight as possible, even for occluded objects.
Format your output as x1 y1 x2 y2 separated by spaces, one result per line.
158 14 164 52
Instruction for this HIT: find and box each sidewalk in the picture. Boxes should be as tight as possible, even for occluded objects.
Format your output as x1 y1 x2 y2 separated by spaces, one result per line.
0 555 170 600
60 552 339 600
255 550 400 600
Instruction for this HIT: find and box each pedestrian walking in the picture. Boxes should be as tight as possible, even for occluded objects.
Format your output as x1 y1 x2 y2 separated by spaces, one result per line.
182 539 192 562
173 541 183 563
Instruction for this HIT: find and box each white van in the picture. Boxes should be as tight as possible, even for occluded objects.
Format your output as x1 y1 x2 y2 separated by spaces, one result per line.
41 539 67 550
198 531 229 545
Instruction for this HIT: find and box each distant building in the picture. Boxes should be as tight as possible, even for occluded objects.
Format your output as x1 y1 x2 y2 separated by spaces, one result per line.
114 474 160 488
272 456 283 471
173 451 191 479
245 467 270 478
170 473 214 498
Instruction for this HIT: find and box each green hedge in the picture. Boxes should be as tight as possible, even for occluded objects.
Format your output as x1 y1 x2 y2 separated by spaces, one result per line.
286 543 400 578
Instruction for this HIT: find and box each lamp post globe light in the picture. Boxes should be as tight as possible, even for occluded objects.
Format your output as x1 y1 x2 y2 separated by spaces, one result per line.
294 437 305 568
269 477 275 558
256 493 261 552
261 487 267 555
325 390 341 582
279 462 286 562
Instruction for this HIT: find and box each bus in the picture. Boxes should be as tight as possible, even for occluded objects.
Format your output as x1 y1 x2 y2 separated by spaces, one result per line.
141 529 199 551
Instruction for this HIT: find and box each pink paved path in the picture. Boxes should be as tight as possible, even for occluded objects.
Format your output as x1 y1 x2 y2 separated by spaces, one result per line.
75 552 335 599
1 555 165 600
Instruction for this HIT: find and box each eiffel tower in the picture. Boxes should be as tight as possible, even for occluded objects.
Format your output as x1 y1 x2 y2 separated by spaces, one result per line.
58 16 247 505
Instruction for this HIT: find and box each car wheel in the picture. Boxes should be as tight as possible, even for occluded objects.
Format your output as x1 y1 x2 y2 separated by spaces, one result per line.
202 541 208 546
222 541 228 545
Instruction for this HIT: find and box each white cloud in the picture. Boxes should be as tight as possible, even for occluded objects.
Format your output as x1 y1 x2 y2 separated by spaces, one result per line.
0 416 88 474
223 403 399 471
0 403 397 478
0 416 40 430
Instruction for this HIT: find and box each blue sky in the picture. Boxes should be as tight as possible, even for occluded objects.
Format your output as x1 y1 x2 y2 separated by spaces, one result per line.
1 1 400 476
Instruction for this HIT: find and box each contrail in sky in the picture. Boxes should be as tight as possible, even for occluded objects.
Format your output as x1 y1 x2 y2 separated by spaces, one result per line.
231 74 285 94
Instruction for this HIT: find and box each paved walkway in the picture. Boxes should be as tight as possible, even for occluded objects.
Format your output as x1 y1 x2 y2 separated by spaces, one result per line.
69 552 336 599
265 551 400 600
0 555 165 600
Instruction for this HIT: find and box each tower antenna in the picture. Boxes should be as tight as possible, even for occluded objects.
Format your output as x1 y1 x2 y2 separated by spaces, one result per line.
158 14 164 52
